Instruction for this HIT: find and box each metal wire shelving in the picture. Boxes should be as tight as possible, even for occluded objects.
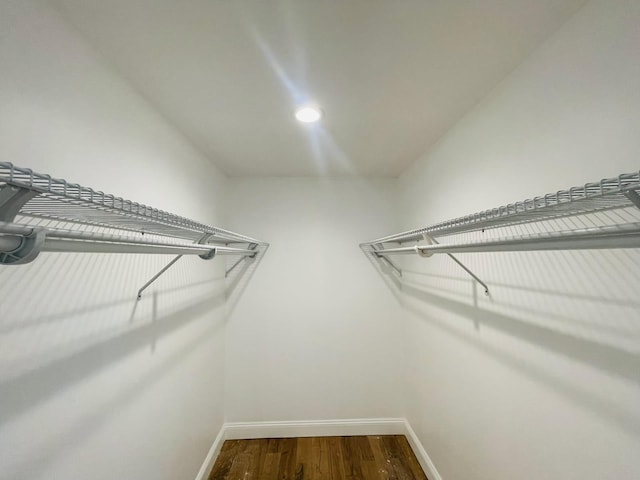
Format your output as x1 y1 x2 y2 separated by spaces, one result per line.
361 170 640 295
0 162 268 297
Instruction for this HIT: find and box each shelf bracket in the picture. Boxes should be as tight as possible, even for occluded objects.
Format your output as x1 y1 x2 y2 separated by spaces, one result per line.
371 243 402 277
0 224 46 265
428 236 490 296
137 233 216 299
137 254 184 299
0 185 39 222
225 243 258 278
624 189 640 211
0 186 45 265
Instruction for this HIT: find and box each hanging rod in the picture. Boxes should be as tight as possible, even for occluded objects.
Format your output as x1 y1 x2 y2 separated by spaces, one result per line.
0 222 256 256
43 238 256 257
361 170 640 293
376 224 640 255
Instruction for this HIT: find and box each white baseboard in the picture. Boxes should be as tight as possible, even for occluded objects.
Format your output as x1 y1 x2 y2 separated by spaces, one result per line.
403 420 443 480
224 417 406 440
195 417 441 480
194 426 227 480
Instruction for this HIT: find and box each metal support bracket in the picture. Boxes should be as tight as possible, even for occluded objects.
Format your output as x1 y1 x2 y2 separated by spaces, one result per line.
624 189 640 210
137 254 184 299
0 186 46 265
0 185 39 222
0 226 46 265
137 233 217 299
428 236 490 295
225 243 258 278
371 244 402 277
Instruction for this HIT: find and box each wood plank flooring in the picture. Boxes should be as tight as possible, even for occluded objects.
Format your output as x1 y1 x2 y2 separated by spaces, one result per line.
208 435 428 480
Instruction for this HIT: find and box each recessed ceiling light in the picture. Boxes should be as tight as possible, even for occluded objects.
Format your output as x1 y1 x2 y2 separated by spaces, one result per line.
295 105 323 123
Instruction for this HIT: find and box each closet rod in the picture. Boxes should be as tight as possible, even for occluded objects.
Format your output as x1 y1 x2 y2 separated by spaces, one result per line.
42 239 255 257
374 224 640 256
0 222 256 258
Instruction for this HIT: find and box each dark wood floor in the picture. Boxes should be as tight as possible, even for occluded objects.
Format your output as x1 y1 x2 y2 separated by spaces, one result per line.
208 435 428 480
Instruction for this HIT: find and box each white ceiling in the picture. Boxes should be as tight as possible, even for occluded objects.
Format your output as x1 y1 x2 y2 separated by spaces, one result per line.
50 0 585 177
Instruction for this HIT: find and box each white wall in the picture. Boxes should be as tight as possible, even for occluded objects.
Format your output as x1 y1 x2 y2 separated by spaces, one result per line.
225 178 404 423
3 0 640 479
398 0 640 479
0 2 230 479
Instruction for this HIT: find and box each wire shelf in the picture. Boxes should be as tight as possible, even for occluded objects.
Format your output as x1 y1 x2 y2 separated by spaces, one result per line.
0 162 258 244
367 171 640 245
361 170 640 295
0 162 268 289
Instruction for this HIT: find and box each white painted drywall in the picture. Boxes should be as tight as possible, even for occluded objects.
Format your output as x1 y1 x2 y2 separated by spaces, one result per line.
397 1 640 479
0 2 230 479
224 178 404 422
3 1 639 479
